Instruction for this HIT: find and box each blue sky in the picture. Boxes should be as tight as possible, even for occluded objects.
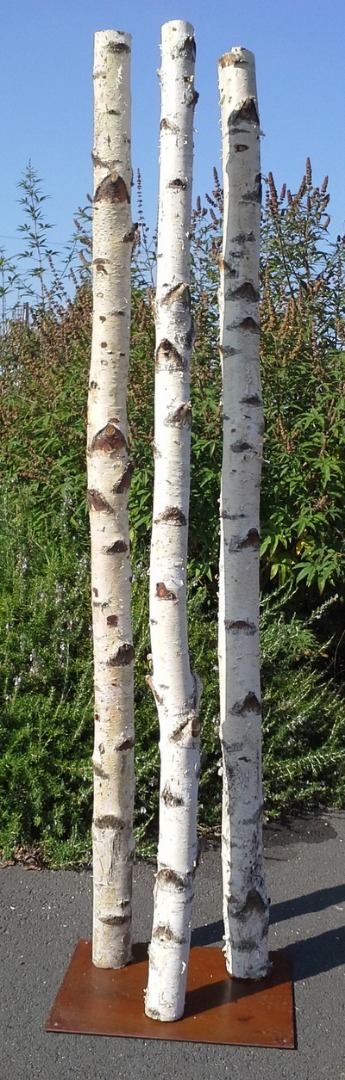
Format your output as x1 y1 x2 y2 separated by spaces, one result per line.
1 0 344 286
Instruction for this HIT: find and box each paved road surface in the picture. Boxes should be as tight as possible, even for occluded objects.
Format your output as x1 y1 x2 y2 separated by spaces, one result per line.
1 812 345 1079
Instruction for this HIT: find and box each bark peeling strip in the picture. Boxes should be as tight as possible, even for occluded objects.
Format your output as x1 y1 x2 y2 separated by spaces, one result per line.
87 490 113 513
145 675 164 706
154 506 187 525
112 462 134 493
94 173 130 204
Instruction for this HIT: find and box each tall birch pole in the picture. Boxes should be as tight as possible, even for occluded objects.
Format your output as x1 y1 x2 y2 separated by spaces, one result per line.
87 30 135 970
218 47 270 980
144 20 201 1023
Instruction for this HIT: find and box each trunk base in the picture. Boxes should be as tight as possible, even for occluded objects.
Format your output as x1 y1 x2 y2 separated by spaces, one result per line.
45 940 295 1048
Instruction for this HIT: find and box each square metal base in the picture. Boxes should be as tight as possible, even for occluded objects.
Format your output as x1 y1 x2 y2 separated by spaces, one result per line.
45 941 295 1048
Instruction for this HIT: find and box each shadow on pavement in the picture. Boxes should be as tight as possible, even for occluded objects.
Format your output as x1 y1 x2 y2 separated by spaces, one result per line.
192 883 345 982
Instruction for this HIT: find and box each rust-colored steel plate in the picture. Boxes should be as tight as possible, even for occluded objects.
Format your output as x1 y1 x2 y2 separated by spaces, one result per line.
45 941 295 1048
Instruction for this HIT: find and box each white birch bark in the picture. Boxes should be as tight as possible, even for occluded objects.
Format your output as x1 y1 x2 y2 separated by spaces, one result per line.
218 47 270 980
144 20 201 1022
88 30 135 969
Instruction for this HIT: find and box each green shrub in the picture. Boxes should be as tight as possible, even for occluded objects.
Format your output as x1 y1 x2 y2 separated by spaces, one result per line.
0 162 344 865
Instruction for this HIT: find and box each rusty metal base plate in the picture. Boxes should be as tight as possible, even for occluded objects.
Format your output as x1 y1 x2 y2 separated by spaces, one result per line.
45 941 295 1048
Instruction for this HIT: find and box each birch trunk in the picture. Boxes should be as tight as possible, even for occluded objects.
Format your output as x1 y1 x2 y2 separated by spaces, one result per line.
88 30 135 970
218 47 270 980
144 20 201 1023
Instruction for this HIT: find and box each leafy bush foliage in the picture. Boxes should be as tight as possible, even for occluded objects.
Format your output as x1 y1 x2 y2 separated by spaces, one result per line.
0 162 344 864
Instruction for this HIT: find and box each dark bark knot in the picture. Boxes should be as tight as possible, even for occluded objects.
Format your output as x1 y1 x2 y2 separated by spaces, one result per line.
156 582 177 601
107 40 130 54
91 423 127 453
232 231 255 244
229 98 259 128
161 784 184 808
236 888 267 919
156 868 188 891
107 643 134 667
162 283 191 307
227 282 259 302
94 815 126 829
94 173 130 204
165 403 192 428
105 540 128 555
155 339 185 371
230 440 254 453
177 34 196 62
225 620 257 636
153 924 186 944
94 258 108 274
240 316 259 332
122 225 137 243
93 762 109 778
240 394 262 407
228 528 260 552
154 506 187 526
116 738 134 752
168 178 187 190
99 913 131 926
242 178 262 204
232 692 261 715
106 614 118 627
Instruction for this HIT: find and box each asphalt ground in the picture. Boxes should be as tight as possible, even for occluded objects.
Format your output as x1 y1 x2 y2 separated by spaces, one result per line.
1 811 344 1080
